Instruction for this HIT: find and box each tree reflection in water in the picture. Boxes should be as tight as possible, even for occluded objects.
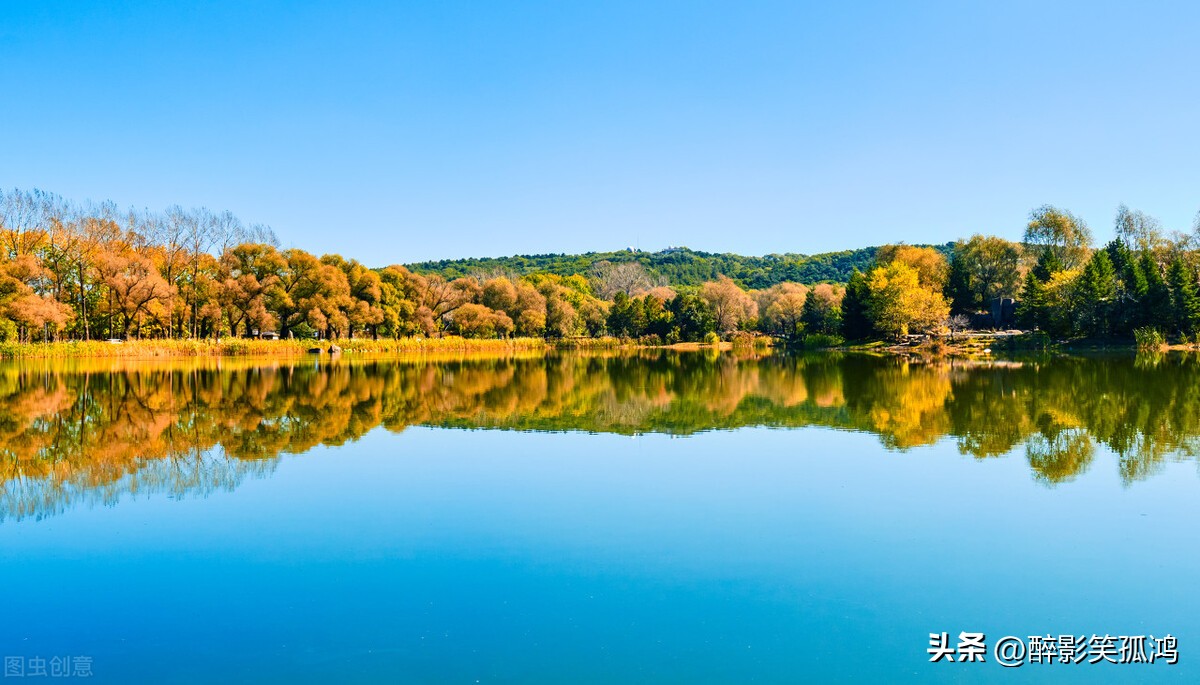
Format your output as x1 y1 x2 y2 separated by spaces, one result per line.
3 350 1200 520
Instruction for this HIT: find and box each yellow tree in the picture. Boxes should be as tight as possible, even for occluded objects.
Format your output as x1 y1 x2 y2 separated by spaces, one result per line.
0 255 74 341
218 243 285 338
1025 205 1092 269
801 283 844 335
756 282 808 338
700 275 757 335
867 262 950 338
875 244 949 290
95 250 173 338
514 280 547 336
451 303 514 338
321 254 384 338
420 275 478 332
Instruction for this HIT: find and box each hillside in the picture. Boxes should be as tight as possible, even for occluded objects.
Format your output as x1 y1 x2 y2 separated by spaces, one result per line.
405 244 955 289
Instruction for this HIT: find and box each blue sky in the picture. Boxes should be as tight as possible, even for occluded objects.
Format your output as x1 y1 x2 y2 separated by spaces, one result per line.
3 1 1198 264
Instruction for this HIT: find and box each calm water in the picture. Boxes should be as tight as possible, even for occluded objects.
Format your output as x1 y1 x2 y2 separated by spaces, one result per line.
2 350 1199 683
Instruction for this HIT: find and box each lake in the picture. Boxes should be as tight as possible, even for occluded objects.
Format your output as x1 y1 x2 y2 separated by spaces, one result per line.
1 350 1198 683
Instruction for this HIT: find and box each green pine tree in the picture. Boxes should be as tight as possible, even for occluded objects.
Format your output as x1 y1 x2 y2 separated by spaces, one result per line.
1031 248 1063 282
945 254 973 314
1140 252 1171 333
606 292 636 337
840 269 873 340
1166 256 1200 338
1017 250 1060 331
1076 250 1117 337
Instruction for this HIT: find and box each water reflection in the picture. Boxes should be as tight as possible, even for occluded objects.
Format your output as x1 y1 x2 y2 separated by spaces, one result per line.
4 350 1200 520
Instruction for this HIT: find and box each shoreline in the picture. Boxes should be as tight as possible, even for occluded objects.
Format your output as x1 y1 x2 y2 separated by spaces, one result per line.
0 336 747 360
0 337 548 360
0 333 1183 361
847 332 1197 357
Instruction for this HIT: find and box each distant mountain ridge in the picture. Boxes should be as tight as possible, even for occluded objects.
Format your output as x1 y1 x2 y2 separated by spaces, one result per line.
406 243 955 289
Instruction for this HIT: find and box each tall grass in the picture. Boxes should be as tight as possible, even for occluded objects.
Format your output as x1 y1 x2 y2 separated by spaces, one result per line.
552 336 630 349
1134 327 1166 351
0 336 548 359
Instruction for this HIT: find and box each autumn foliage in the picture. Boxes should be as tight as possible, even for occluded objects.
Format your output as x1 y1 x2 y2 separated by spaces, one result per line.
0 188 837 346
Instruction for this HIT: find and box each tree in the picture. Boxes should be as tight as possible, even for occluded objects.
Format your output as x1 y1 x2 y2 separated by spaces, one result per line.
699 276 757 335
420 275 476 332
6 292 73 341
640 292 672 338
451 303 513 338
1166 256 1200 338
756 282 807 339
218 243 285 337
323 254 384 338
1104 239 1147 333
1017 247 1071 333
1139 252 1171 333
378 265 434 337
874 244 949 290
607 291 643 338
946 235 1021 313
800 283 843 335
153 205 193 337
1024 205 1092 269
946 314 970 341
1017 269 1050 331
945 253 972 315
182 208 219 338
0 254 73 341
1074 250 1117 337
1031 247 1063 282
543 287 578 337
513 281 547 336
589 261 655 299
1114 204 1163 254
481 277 518 314
841 270 873 340
301 262 353 339
190 255 224 338
866 262 950 339
96 251 173 338
0 188 53 258
269 249 325 338
1042 268 1083 337
667 293 714 342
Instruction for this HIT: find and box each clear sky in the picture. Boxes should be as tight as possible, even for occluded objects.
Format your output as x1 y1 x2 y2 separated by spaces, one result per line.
3 1 1198 265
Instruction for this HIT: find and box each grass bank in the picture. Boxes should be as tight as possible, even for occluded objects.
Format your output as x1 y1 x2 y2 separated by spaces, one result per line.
0 336 548 359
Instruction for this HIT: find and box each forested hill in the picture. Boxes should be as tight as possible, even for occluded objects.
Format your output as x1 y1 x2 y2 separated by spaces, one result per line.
406 244 955 289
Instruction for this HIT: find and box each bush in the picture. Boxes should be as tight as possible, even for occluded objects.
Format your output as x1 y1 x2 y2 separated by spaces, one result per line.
1004 330 1051 351
730 331 757 348
1134 327 1165 351
799 333 844 349
926 338 948 355
290 322 318 340
703 332 721 345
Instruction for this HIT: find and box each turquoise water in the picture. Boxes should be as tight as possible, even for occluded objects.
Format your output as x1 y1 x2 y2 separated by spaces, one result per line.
1 353 1198 682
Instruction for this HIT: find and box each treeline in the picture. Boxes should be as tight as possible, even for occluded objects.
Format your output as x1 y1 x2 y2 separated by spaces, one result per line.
5 187 1199 346
0 188 841 344
836 204 1200 343
408 244 954 288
